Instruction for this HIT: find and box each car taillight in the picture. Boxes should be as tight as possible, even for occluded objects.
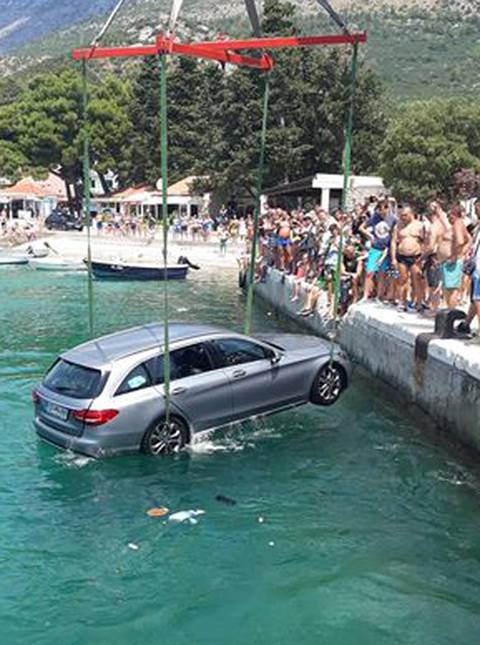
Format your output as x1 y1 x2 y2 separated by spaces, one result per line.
72 409 118 426
32 390 40 404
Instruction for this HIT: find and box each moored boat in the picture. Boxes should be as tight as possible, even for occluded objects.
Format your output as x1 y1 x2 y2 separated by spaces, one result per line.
29 258 86 272
89 259 189 281
0 253 29 265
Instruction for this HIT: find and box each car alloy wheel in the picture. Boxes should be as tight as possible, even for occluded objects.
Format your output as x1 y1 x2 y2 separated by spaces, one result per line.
310 363 345 406
146 418 186 456
318 364 342 402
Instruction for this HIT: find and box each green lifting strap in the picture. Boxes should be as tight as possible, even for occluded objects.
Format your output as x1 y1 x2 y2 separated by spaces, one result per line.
244 74 270 336
330 39 359 356
159 53 171 424
82 59 94 337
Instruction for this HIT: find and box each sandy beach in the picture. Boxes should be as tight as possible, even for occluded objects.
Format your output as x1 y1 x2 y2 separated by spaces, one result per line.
11 230 240 271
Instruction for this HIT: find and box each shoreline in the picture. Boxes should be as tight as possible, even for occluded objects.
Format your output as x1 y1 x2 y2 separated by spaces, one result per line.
6 230 240 271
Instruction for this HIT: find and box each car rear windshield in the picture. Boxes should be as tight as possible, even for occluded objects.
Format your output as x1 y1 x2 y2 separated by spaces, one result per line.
43 359 103 399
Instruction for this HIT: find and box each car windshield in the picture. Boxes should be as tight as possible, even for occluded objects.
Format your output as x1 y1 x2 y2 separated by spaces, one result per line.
43 359 103 399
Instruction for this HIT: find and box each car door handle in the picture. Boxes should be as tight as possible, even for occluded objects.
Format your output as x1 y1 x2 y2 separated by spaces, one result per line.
171 386 188 395
232 369 247 379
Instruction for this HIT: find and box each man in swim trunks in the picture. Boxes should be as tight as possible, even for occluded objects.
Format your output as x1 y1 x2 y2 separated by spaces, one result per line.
276 212 292 271
423 201 449 313
458 201 480 335
391 206 426 311
359 199 396 301
440 205 471 310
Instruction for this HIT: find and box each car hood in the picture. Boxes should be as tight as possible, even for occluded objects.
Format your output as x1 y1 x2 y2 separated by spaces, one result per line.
255 333 331 354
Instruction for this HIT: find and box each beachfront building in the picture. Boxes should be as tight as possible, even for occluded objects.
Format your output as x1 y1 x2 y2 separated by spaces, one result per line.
263 173 386 211
94 176 207 219
0 173 67 221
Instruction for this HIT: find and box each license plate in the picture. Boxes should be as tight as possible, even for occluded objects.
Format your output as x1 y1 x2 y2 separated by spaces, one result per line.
45 402 69 421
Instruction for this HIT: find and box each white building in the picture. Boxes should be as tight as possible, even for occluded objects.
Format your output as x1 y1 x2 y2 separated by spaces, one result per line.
312 173 386 210
95 176 206 218
263 173 386 211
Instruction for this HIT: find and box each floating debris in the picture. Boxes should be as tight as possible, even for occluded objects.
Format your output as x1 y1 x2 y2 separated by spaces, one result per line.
128 543 139 551
258 516 265 523
168 509 205 524
215 494 237 506
147 507 170 517
268 541 275 547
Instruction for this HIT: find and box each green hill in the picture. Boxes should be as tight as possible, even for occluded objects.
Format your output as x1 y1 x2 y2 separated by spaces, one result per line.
0 0 478 99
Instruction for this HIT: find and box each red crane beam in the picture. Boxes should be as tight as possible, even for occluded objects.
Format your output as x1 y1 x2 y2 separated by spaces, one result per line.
72 40 272 69
72 44 158 60
185 31 367 52
165 41 272 69
72 31 366 69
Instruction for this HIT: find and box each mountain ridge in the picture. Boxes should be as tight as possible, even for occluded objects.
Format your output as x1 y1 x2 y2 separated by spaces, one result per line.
0 0 478 99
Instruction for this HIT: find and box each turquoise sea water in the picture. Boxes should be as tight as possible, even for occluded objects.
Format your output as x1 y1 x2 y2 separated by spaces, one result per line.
1 265 480 645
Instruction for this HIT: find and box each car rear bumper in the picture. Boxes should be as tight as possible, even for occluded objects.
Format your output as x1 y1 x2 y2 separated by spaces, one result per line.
33 418 138 458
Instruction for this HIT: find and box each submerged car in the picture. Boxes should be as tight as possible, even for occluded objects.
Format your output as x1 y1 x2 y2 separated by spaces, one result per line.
32 323 351 458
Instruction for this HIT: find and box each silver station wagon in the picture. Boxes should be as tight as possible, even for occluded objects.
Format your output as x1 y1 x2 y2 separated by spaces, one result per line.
33 323 351 458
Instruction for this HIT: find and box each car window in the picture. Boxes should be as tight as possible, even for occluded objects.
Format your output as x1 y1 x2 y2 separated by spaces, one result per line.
144 343 215 385
170 343 214 381
213 338 272 367
43 359 103 399
116 363 152 395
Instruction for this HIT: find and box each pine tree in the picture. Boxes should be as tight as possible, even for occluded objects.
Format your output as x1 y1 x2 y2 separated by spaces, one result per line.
128 57 160 186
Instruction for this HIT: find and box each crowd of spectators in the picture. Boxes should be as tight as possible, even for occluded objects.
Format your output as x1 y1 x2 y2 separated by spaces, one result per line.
0 209 38 245
92 209 250 245
250 197 480 333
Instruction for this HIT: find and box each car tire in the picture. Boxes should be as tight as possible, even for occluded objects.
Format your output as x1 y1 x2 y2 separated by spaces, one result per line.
141 416 189 456
310 363 346 406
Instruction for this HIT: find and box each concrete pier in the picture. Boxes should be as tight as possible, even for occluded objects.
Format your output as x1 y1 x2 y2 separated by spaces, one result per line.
255 269 480 452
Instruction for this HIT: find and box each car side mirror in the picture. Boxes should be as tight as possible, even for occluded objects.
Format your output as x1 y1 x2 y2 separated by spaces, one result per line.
270 351 282 365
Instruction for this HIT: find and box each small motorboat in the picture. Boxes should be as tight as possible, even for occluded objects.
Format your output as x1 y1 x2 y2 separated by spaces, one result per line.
0 253 29 265
29 258 86 272
89 259 189 281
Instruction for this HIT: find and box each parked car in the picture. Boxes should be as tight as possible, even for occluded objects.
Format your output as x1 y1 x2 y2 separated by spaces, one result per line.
45 210 83 232
32 323 351 458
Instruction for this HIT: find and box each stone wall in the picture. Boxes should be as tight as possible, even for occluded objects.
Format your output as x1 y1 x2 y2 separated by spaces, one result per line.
255 270 480 452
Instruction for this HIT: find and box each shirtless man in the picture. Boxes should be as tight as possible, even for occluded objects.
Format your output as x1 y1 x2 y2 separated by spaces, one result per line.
391 206 426 311
423 201 449 312
458 201 480 335
276 211 292 271
439 205 471 309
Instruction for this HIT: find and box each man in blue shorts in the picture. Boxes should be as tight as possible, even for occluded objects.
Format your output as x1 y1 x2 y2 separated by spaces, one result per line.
457 202 480 336
359 199 397 300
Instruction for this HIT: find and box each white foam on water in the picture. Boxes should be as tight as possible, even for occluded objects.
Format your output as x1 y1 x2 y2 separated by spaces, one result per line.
435 470 467 487
188 428 245 454
188 418 282 455
247 424 282 441
373 443 401 453
54 451 94 469
188 437 244 455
